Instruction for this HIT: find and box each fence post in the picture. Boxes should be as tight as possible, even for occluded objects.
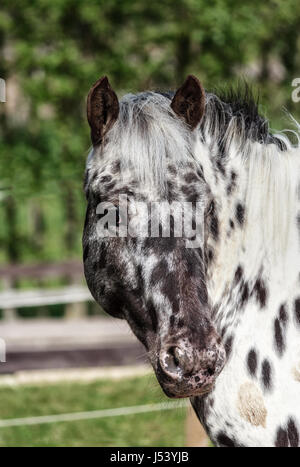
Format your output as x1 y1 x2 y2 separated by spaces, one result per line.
65 276 88 319
0 78 5 103
0 338 6 362
65 300 87 320
185 407 211 447
2 277 17 321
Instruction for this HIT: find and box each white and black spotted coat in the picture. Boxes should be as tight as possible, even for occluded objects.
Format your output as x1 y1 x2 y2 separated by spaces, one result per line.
83 88 300 447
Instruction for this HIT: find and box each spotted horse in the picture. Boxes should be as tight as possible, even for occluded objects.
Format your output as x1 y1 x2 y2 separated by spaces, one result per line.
83 75 300 447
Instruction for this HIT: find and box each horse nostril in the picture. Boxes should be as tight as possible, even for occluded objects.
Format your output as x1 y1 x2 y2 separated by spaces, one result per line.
206 366 215 377
160 346 194 378
171 347 181 367
163 347 180 375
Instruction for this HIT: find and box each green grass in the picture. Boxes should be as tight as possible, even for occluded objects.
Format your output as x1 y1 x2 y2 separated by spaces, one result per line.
0 375 186 447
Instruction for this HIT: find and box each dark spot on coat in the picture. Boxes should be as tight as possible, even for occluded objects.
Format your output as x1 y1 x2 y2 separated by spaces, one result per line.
187 192 199 204
216 160 226 177
111 160 121 174
234 265 243 284
247 349 258 377
294 298 300 326
210 216 219 241
217 432 239 447
168 164 177 175
100 175 112 184
261 359 272 391
236 203 245 226
274 318 285 356
253 278 268 308
166 181 176 202
209 201 219 241
226 172 237 195
240 282 249 307
196 168 205 181
287 418 299 447
225 335 233 359
105 181 116 191
207 249 214 263
275 427 288 447
279 304 288 325
275 418 299 447
181 185 191 197
184 172 199 184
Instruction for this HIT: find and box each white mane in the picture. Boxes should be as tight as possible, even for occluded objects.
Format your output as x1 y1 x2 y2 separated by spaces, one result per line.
198 92 300 263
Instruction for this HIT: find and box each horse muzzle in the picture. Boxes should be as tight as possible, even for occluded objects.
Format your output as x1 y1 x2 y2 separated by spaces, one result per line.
155 337 226 398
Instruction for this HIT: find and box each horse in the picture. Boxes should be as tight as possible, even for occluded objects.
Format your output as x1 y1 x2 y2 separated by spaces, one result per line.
82 75 300 447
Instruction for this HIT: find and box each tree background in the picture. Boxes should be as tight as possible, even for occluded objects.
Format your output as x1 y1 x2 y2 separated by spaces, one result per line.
0 0 299 266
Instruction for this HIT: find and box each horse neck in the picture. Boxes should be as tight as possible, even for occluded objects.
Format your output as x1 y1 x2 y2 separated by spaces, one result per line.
194 134 300 326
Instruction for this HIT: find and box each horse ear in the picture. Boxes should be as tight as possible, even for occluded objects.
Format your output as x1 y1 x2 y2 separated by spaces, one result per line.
171 75 205 129
87 76 119 145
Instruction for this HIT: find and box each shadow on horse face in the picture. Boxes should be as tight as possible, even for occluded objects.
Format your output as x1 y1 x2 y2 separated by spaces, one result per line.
83 75 226 398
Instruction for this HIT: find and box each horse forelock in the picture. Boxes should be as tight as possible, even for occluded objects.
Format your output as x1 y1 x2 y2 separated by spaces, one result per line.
90 91 194 191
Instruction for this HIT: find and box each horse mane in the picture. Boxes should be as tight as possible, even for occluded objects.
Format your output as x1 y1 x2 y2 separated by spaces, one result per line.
159 83 300 154
200 84 299 261
202 84 300 154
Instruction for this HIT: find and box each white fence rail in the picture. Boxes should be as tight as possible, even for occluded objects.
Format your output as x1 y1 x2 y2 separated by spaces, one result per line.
0 261 92 320
0 286 93 309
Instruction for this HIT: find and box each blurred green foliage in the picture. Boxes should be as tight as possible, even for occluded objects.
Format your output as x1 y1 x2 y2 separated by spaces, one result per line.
0 0 299 264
